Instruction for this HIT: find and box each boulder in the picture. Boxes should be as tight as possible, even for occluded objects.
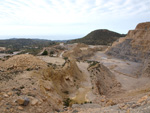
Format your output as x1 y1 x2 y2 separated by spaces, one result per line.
17 98 30 106
31 98 38 106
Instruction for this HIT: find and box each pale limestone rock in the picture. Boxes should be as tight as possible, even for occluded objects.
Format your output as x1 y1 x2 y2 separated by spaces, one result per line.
137 95 148 104
7 92 13 96
17 98 30 106
31 98 39 105
3 93 9 98
100 99 105 102
105 99 116 106
18 106 24 110
126 109 130 113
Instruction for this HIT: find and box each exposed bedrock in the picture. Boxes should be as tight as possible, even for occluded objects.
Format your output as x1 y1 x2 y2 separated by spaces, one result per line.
106 22 150 63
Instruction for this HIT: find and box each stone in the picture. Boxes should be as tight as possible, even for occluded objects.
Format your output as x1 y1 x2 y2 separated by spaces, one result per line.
101 99 105 102
17 99 25 105
105 100 116 106
141 101 147 106
7 92 13 96
119 104 128 110
17 98 30 106
3 93 9 98
137 95 148 104
38 99 43 105
23 98 30 106
10 108 14 112
38 101 42 105
131 104 139 108
18 106 24 110
72 110 78 113
42 97 47 101
43 81 52 91
31 98 38 105
126 109 130 113
28 91 36 97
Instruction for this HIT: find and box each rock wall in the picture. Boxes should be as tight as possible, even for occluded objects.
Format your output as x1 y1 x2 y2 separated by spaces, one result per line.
106 22 150 63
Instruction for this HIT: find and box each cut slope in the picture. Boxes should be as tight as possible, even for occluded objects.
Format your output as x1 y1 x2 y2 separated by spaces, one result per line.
106 22 150 63
87 62 121 96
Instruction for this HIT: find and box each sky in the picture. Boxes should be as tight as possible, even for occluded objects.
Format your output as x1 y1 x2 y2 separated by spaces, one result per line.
0 0 150 40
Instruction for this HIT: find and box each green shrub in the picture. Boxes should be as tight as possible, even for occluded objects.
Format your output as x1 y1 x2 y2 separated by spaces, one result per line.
26 68 31 71
63 57 68 61
89 61 99 68
63 98 72 107
42 50 48 55
63 91 69 94
84 101 87 104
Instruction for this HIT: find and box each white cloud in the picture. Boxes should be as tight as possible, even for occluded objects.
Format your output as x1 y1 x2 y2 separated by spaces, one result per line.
0 0 150 39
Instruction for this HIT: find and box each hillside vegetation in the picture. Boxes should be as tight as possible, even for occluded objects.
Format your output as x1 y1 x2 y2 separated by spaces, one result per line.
0 38 56 50
0 38 56 55
68 29 125 45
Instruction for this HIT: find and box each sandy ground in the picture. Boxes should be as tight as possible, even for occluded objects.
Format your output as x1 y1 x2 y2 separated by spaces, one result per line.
68 62 96 103
90 52 150 91
37 56 65 65
76 62 96 102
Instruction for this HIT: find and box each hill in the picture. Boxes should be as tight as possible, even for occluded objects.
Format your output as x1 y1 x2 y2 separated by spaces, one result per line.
0 38 56 55
67 29 125 45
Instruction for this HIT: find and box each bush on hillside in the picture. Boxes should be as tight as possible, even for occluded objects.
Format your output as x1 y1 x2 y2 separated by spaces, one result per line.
42 50 48 55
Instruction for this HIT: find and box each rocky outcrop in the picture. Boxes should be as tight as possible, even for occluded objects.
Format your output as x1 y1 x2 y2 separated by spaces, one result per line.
88 62 121 96
106 22 150 63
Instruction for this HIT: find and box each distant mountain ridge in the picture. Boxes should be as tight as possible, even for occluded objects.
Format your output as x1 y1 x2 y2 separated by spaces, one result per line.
67 29 126 45
0 38 56 51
